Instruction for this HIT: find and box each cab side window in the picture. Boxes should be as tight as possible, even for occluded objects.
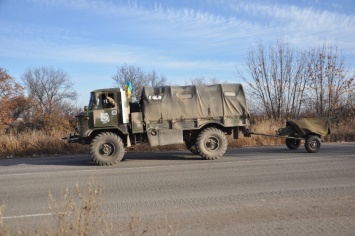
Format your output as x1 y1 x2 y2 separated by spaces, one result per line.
102 92 116 108
90 92 116 109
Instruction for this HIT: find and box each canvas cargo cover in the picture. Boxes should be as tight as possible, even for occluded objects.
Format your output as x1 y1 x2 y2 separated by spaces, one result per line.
140 84 250 122
287 117 330 137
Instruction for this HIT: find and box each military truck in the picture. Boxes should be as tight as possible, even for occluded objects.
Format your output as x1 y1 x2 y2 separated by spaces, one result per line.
66 84 250 165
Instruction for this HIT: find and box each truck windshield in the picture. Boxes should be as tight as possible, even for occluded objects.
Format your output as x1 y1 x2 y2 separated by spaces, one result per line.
88 92 96 110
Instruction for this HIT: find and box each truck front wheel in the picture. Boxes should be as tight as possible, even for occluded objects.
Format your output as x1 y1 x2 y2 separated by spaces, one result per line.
90 132 125 165
196 127 227 160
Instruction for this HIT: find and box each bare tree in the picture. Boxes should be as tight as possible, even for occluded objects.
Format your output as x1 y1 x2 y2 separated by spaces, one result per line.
112 64 167 101
187 77 222 85
21 67 77 131
237 42 309 120
146 70 167 88
307 44 355 117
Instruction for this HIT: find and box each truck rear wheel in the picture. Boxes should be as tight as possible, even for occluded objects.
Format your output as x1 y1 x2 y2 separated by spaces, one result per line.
196 127 227 160
90 132 125 165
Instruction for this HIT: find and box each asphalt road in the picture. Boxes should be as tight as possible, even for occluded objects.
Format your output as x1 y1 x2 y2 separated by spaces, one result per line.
1 143 355 235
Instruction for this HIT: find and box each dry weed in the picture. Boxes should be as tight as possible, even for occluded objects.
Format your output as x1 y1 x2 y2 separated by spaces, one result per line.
325 116 355 142
0 181 178 236
0 130 88 158
229 119 285 148
47 182 112 236
0 204 6 235
0 204 28 236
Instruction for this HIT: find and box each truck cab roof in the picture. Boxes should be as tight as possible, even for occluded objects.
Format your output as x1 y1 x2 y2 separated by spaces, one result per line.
91 88 121 93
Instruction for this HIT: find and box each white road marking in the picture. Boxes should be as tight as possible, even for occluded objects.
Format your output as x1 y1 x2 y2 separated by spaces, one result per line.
3 211 73 220
2 213 52 219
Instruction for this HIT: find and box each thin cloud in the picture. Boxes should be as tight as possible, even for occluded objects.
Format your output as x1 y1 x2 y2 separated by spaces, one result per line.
29 0 265 49
25 0 355 46
227 1 355 46
2 0 354 87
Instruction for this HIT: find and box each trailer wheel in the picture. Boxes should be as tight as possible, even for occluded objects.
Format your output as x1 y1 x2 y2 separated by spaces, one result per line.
196 127 227 160
90 132 125 165
305 135 321 153
185 141 199 155
285 138 301 150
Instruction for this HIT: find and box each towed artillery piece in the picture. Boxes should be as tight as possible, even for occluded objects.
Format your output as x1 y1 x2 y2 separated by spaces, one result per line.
246 117 331 153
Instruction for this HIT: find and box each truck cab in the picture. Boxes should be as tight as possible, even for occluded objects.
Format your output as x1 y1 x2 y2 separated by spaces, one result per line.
70 88 130 145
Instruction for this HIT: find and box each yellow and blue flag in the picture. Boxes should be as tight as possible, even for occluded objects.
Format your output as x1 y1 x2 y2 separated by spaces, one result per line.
125 80 133 101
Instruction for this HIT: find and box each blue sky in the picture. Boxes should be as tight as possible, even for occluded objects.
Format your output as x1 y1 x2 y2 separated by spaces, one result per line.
1 0 354 106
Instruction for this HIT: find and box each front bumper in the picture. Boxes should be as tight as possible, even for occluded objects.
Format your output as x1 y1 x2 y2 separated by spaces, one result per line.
62 133 81 143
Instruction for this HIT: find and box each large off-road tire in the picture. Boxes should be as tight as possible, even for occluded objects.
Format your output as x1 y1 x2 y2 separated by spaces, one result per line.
304 135 321 153
196 127 227 160
90 132 125 165
285 138 301 150
185 140 199 155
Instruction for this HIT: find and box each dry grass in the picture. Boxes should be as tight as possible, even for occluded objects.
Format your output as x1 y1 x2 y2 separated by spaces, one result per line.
46 182 112 236
0 204 9 236
0 118 354 158
0 131 88 158
0 182 178 236
230 119 286 148
0 182 109 236
324 117 355 142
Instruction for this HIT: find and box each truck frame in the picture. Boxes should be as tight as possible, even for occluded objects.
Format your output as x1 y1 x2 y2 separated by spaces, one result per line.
66 84 250 165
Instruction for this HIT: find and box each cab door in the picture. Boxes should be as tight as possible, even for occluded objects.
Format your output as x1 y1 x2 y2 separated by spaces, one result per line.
92 92 119 128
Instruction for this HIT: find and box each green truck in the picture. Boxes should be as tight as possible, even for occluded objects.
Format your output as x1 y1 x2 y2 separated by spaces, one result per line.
65 84 250 165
